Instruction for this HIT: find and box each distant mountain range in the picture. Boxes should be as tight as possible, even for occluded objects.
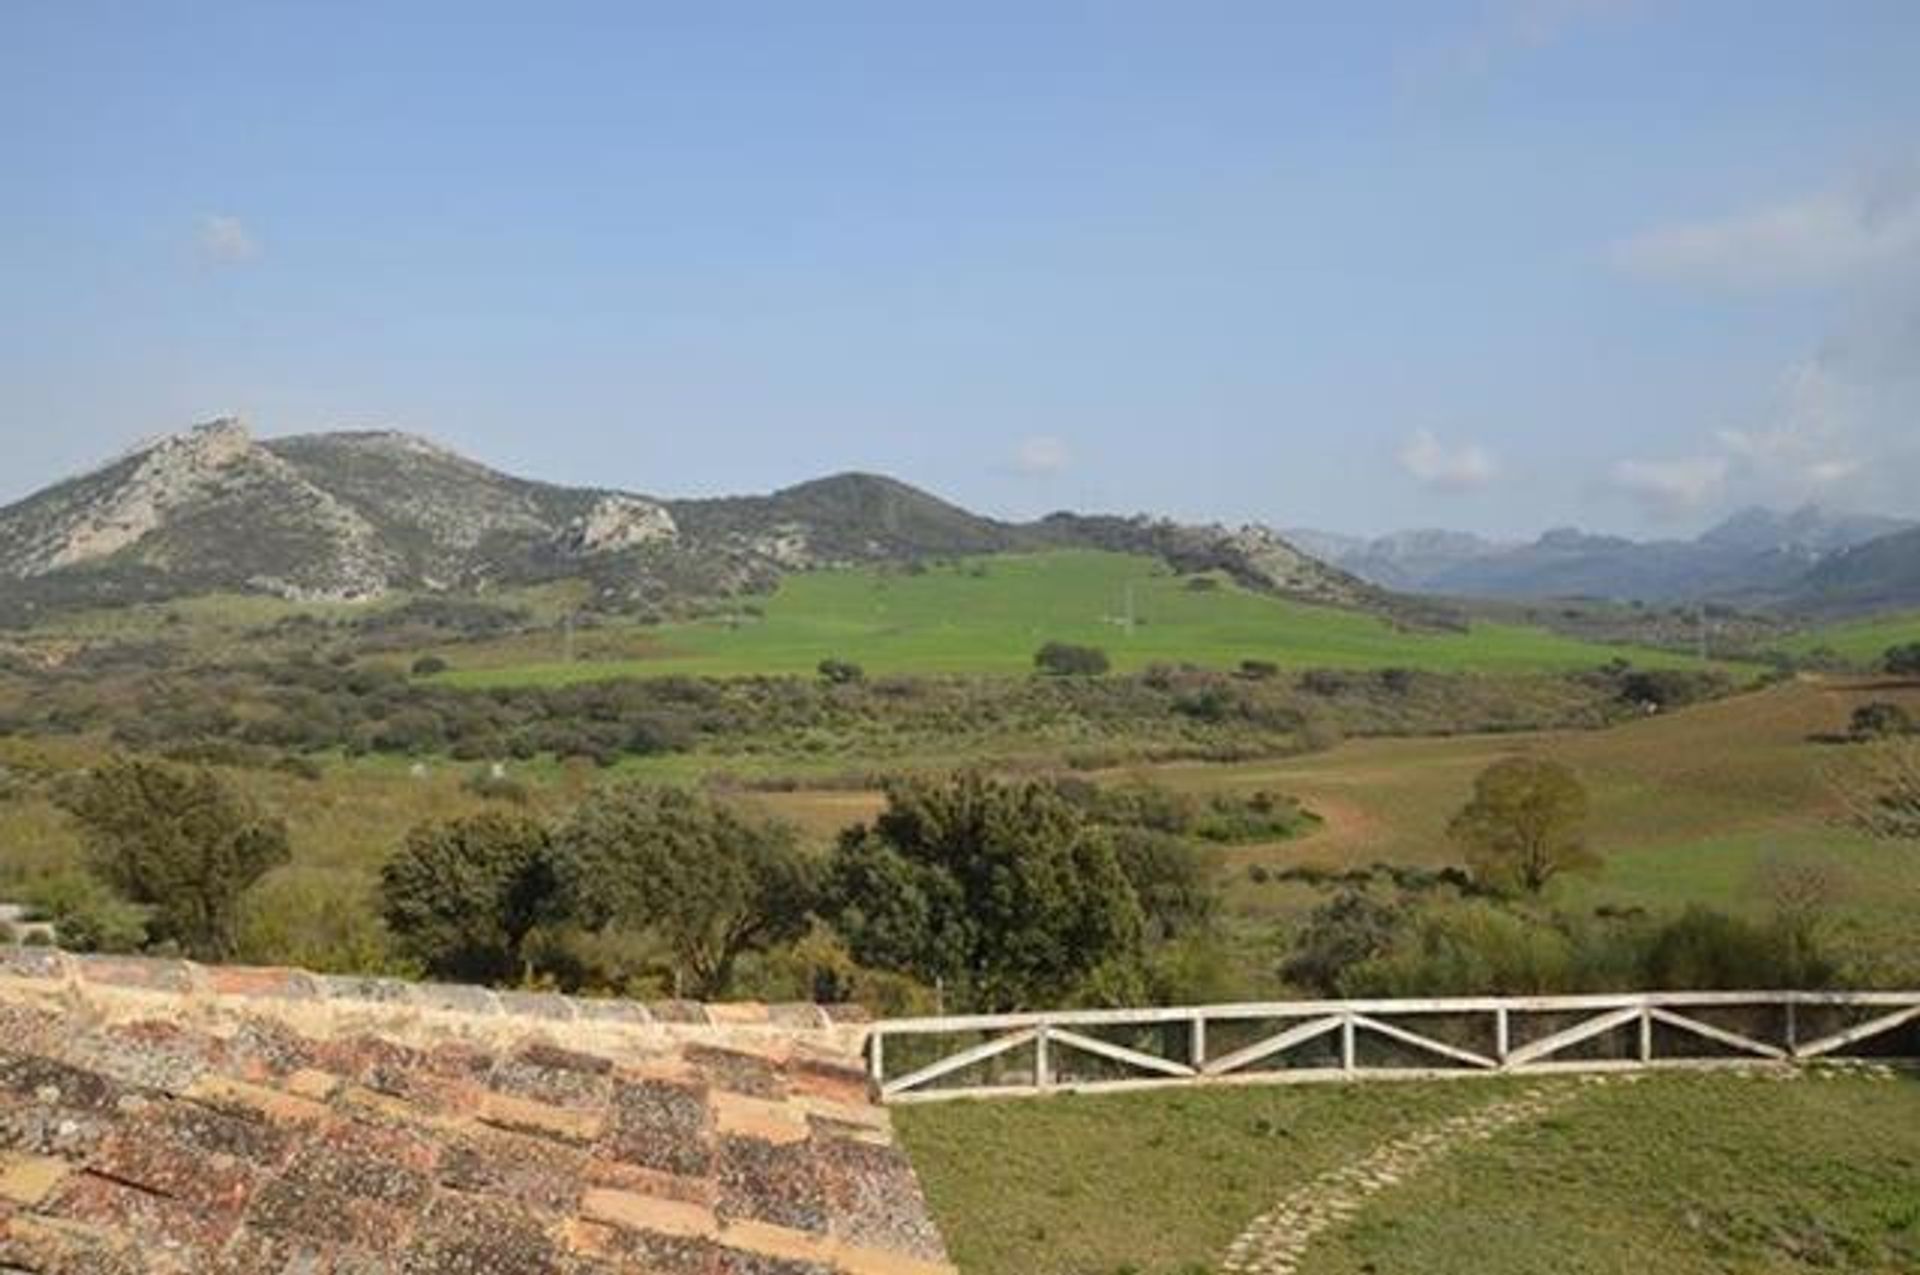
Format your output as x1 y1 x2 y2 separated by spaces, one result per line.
0 420 1438 627
1289 507 1918 613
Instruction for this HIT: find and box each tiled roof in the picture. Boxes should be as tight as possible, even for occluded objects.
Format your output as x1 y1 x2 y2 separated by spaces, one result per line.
0 949 954 1274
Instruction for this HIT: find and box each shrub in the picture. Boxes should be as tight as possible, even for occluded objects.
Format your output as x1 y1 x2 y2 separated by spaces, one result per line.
817 658 865 685
57 759 290 959
1033 641 1111 677
411 655 450 677
1851 701 1913 739
1886 643 1920 678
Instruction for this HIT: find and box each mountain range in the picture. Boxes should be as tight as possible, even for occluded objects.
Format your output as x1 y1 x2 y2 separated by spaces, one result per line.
1290 506 1918 613
0 420 1428 626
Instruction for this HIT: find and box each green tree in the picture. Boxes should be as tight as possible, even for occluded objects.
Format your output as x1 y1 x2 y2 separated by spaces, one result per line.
58 759 289 959
1033 641 1111 677
380 812 558 983
554 785 814 999
1447 756 1597 895
824 773 1146 1011
1885 642 1920 678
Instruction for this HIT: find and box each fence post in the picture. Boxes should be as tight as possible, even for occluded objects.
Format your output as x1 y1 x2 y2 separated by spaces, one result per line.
1786 997 1799 1058
1340 1012 1356 1073
1495 1007 1510 1069
1036 1023 1053 1092
1638 1006 1653 1063
868 1030 885 1088
1190 1012 1208 1071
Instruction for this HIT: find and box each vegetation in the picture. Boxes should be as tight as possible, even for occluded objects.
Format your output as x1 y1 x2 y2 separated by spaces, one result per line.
433 552 1722 684
379 812 556 983
1447 757 1597 895
824 774 1149 1012
1033 640 1111 677
1887 641 1920 677
553 785 814 998
900 1073 1920 1275
57 759 289 959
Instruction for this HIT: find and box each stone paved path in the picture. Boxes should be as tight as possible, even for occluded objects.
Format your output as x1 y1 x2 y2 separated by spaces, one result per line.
1218 1075 1633 1275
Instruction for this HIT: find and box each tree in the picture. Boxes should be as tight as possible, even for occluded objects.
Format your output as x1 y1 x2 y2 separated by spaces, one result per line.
58 759 289 959
1033 641 1110 677
554 785 814 999
1885 643 1920 678
1447 757 1597 895
380 813 558 983
823 773 1145 1011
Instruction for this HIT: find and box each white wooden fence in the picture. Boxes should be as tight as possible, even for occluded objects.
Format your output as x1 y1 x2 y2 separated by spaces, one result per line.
866 991 1920 1103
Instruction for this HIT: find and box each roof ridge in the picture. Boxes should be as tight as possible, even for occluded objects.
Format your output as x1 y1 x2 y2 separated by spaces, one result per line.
0 946 869 1034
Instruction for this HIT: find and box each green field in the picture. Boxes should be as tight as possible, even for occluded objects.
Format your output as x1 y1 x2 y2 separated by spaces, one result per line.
438 551 1709 686
900 1072 1920 1275
1785 611 1920 664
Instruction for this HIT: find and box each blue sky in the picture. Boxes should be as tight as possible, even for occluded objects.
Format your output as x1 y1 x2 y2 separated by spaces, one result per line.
3 1 1917 538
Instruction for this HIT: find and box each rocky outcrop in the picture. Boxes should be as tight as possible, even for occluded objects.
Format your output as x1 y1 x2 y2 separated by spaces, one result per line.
565 494 679 555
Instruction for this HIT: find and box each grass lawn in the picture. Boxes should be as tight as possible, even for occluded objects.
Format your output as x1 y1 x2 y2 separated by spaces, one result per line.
438 551 1712 686
897 1073 1920 1275
1303 1073 1920 1275
895 1079 1507 1275
1784 611 1920 664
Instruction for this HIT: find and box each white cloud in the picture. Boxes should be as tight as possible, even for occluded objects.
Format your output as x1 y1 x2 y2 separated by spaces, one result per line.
1609 455 1728 518
1402 0 1635 90
1614 171 1920 289
1010 435 1070 476
198 214 260 265
1397 429 1498 492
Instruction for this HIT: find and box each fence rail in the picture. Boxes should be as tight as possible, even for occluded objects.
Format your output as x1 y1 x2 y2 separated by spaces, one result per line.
866 991 1920 1103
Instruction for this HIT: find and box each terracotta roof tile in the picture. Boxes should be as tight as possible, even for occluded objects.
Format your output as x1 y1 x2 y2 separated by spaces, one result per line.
0 948 951 1274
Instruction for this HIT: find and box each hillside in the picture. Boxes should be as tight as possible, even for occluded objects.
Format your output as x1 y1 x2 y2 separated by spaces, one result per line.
0 419 1406 626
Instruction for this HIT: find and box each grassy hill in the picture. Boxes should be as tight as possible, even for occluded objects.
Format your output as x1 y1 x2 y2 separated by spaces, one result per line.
899 1071 1920 1275
1784 610 1920 665
440 551 1711 686
750 675 1920 967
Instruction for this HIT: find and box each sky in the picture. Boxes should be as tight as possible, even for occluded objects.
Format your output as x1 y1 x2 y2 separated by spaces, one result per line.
3 1 1918 539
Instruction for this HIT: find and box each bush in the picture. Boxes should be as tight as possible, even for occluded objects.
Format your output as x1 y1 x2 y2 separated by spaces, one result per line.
57 759 290 959
1886 643 1920 678
1642 906 1835 990
411 655 450 677
1851 701 1913 739
816 658 865 685
1034 641 1111 677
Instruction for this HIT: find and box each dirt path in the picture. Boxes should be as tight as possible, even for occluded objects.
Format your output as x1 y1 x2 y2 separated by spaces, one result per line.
1217 1075 1637 1275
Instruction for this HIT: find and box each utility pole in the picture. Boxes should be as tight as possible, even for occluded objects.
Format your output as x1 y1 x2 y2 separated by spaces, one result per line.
1696 602 1708 662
